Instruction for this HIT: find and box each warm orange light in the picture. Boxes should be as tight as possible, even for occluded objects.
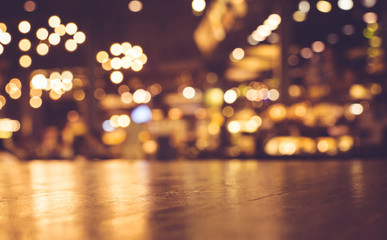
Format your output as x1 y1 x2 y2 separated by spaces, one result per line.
19 39 31 51
49 16 61 28
18 21 31 34
19 55 32 68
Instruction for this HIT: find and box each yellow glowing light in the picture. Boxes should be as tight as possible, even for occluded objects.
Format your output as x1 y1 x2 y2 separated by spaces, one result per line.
251 115 263 127
0 23 6 32
121 42 132 54
96 51 109 63
121 92 133 104
268 89 280 101
65 22 78 35
205 88 224 107
279 142 297 155
338 135 354 152
24 1 36 12
128 0 143 12
121 56 133 69
208 123 220 135
245 119 259 133
30 96 42 108
349 103 363 115
20 55 32 68
295 104 307 117
9 88 22 99
168 108 183 120
131 60 143 72
54 24 66 36
50 71 61 80
256 25 272 38
0 32 11 45
192 0 206 12
0 131 12 139
36 43 49 56
73 89 85 101
138 53 148 64
246 89 259 101
110 71 124 84
182 86 196 99
268 13 281 25
111 57 122 69
65 39 77 52
18 21 31 34
102 129 127 145
49 15 61 28
48 33 60 45
317 139 329 153
118 114 131 128
110 115 120 128
293 11 307 22
131 45 143 58
316 1 332 13
0 96 6 108
0 119 20 133
63 82 73 91
143 140 158 154
133 89 147 103
268 104 287 121
74 31 86 44
338 0 353 10
36 28 48 40
6 79 21 93
31 74 48 89
61 71 73 82
30 88 42 97
110 43 123 56
0 45 3 55
223 106 234 118
289 85 302 98
10 78 21 89
102 59 113 71
349 84 370 99
311 41 325 53
224 89 238 104
19 39 31 51
228 121 241 134
299 1 310 13
232 48 245 61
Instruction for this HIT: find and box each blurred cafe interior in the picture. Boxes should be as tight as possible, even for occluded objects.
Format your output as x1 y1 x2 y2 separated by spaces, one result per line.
0 0 386 160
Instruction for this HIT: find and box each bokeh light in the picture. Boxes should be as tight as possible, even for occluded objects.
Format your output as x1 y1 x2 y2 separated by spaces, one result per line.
131 105 152 123
128 0 143 12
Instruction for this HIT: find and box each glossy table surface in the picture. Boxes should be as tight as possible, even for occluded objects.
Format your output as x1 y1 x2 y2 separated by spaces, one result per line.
1 155 387 240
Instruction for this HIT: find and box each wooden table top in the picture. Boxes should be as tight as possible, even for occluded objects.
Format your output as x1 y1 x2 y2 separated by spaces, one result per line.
1 156 386 240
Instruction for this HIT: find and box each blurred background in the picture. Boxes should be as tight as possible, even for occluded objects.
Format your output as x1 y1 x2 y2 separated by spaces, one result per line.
0 0 386 160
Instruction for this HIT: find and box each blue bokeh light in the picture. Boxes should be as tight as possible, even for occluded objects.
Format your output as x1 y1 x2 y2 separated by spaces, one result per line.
131 105 152 123
102 120 114 132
